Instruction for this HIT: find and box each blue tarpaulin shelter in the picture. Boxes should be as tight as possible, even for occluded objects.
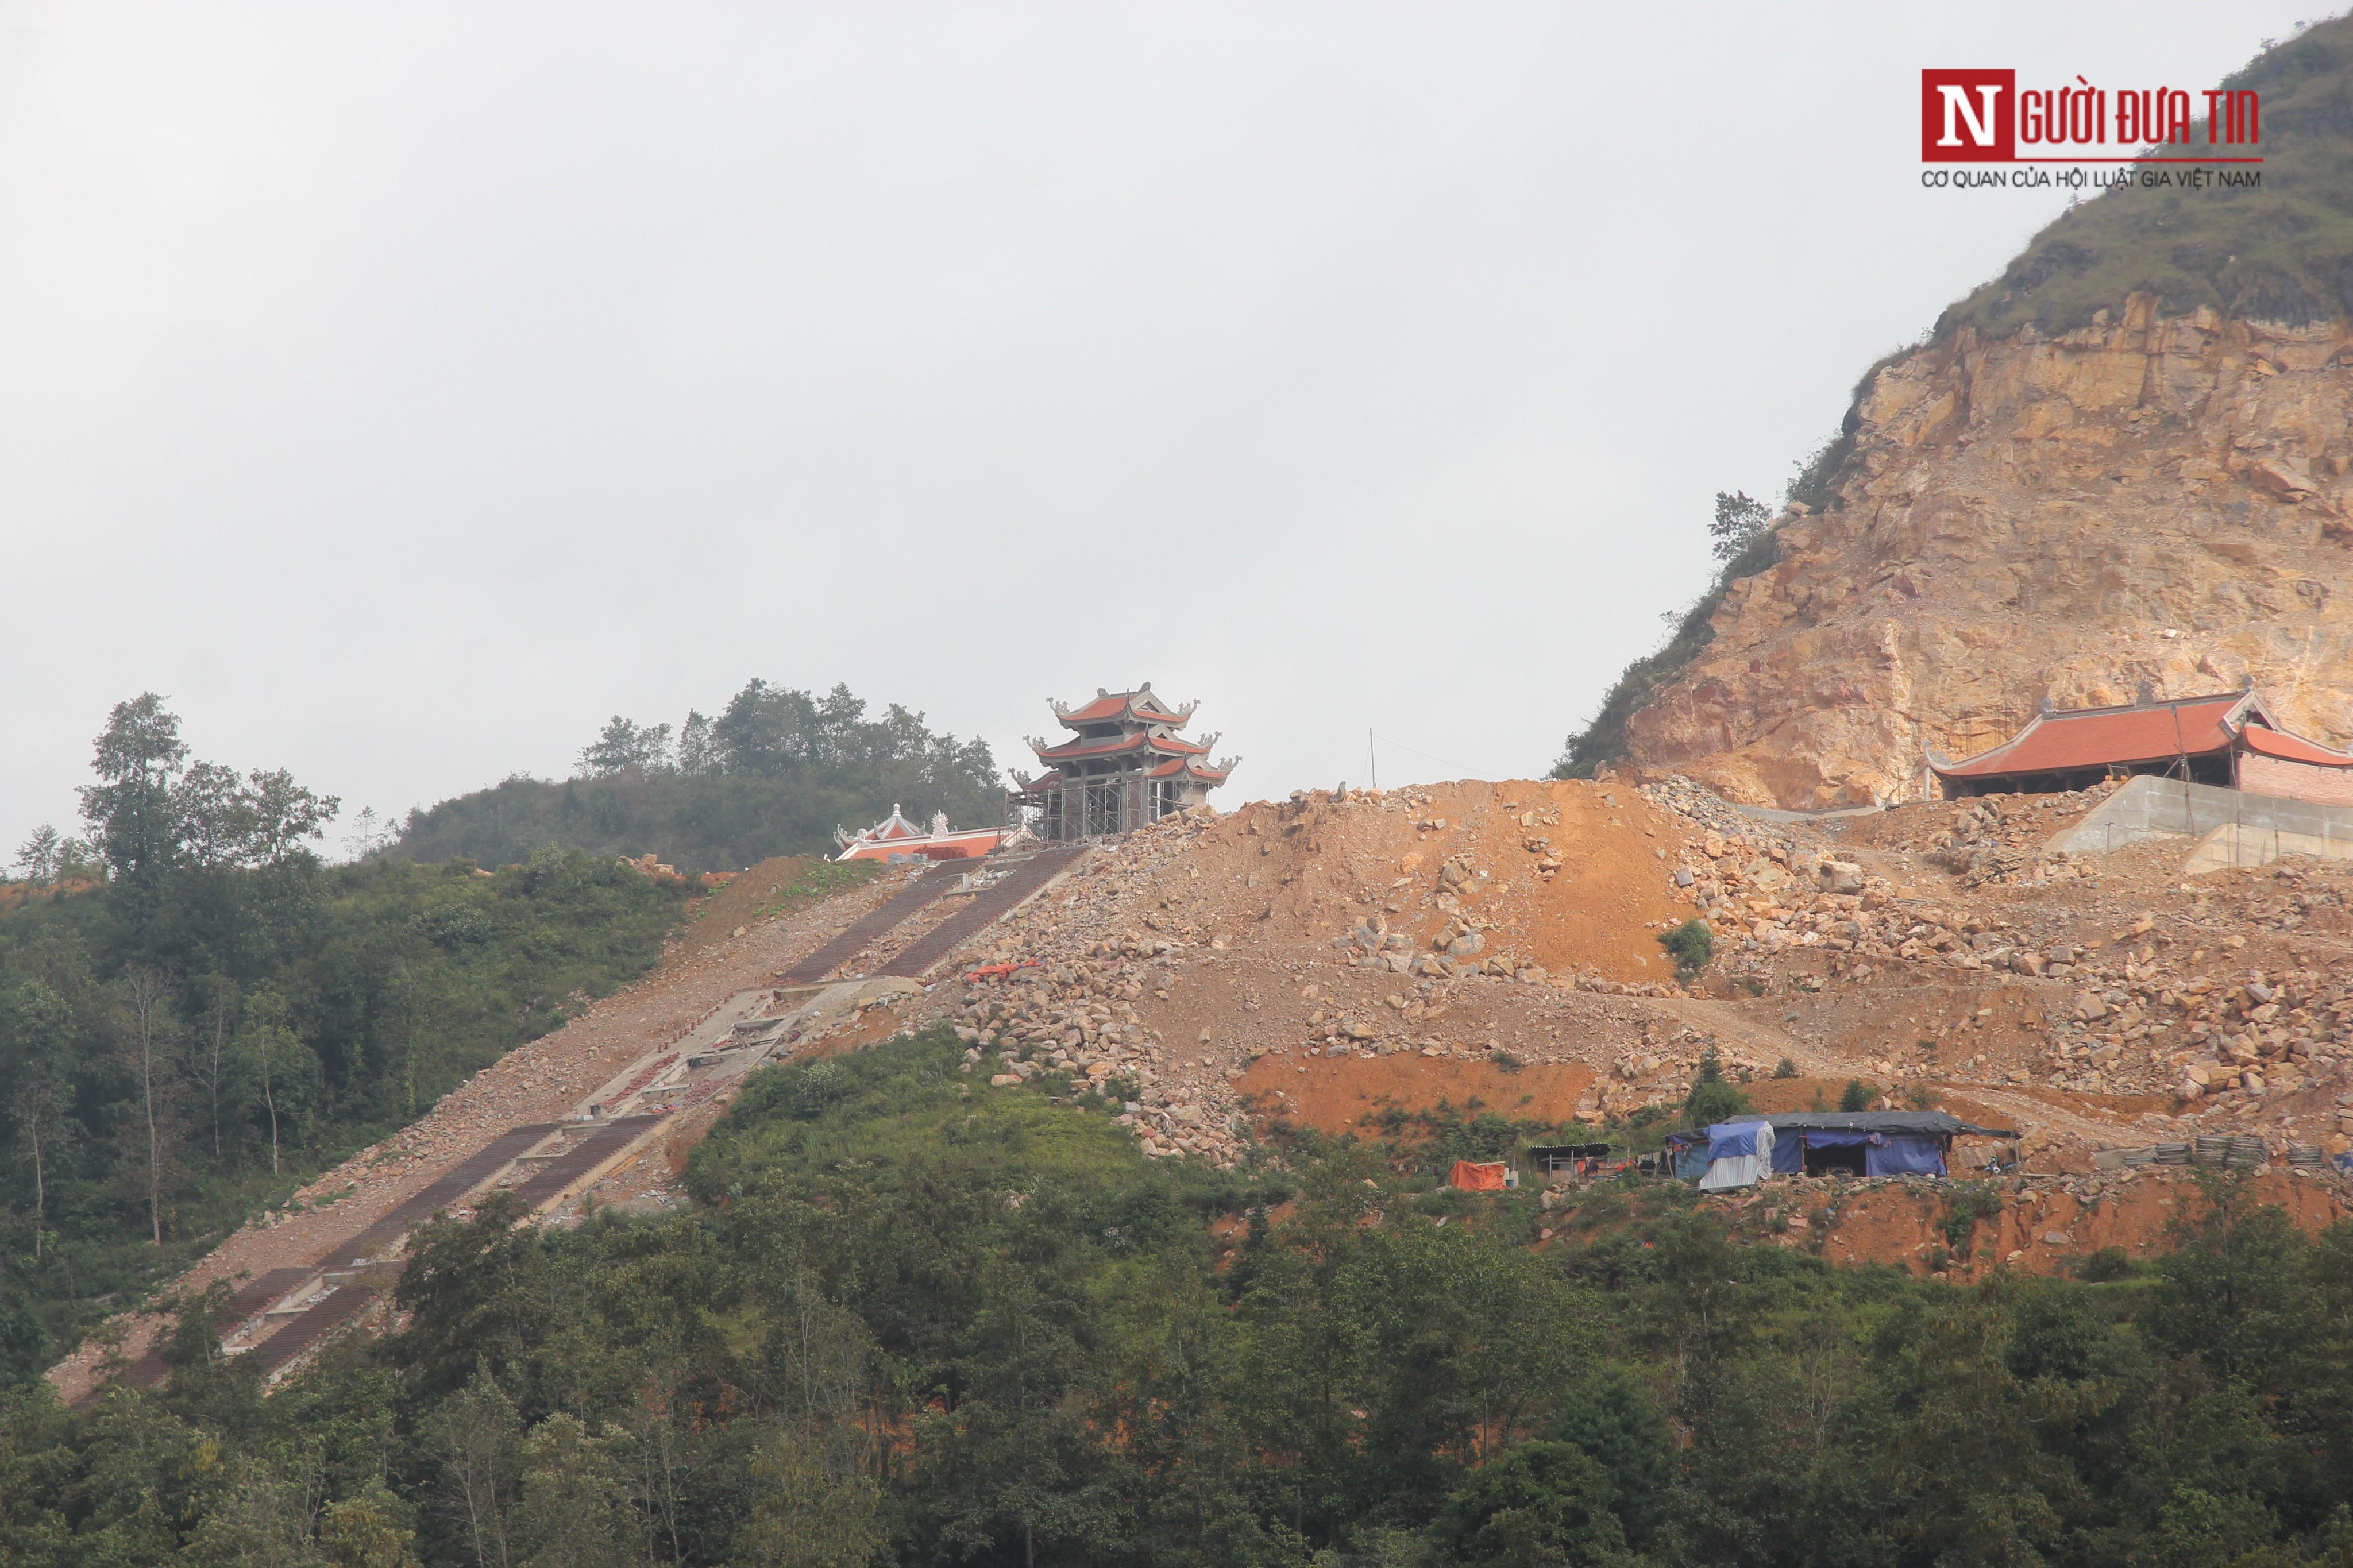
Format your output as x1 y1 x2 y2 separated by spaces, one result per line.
1704 1123 1769 1160
1698 1121 1776 1191
1667 1110 2016 1184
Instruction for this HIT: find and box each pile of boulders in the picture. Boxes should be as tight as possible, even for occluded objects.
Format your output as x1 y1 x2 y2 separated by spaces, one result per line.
912 811 1255 1171
1640 775 1781 841
947 948 1252 1170
2154 965 2351 1106
1923 787 2117 887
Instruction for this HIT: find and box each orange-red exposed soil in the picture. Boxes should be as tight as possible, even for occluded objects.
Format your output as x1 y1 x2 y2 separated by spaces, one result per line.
1235 1052 1598 1136
1205 779 1696 983
1777 1168 2353 1280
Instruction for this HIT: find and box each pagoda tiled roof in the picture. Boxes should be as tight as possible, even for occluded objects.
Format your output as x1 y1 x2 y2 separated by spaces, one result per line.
1051 685 1195 729
1031 732 1209 763
1931 690 2272 779
2240 725 2353 767
1149 755 1235 781
862 805 924 839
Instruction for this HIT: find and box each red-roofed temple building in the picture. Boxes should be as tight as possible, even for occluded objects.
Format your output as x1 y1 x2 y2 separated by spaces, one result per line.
833 805 1017 863
1929 685 2353 805
1012 685 1237 839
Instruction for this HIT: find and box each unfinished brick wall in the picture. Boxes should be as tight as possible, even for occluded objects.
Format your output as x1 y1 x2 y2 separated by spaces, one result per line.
2239 752 2353 807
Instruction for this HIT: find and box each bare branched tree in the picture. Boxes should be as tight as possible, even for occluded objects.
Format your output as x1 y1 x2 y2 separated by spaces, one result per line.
118 965 179 1246
187 979 236 1159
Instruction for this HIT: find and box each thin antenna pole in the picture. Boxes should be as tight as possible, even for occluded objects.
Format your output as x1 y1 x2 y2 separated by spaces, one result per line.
1368 728 1377 790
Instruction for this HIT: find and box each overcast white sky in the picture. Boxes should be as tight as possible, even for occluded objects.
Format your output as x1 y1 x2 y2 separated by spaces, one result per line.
0 2 2322 860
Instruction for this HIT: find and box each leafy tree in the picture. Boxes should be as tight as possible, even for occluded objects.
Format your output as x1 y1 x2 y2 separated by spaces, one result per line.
1548 1370 1672 1549
55 833 105 884
734 1432 886 1568
343 807 405 864
186 978 237 1161
1838 1079 1874 1113
2151 1484 2282 1568
235 996 323 1176
14 824 61 885
2 979 74 1260
2146 1170 2319 1387
399 678 1002 873
513 1414 634 1568
1708 490 1772 562
78 693 192 916
1682 1051 1750 1127
174 760 255 870
240 768 341 867
319 1480 424 1568
1433 1441 1630 1567
1657 919 1712 980
576 718 673 780
675 710 716 777
429 1368 522 1568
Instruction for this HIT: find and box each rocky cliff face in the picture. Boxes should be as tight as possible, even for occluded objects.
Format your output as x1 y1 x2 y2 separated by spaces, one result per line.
1621 296 2353 807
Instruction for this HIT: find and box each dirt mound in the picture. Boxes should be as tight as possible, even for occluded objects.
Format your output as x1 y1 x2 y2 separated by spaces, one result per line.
1176 779 1698 982
1236 1052 1596 1136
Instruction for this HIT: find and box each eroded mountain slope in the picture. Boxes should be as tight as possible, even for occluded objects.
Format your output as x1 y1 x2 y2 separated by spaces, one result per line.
1622 300 2353 806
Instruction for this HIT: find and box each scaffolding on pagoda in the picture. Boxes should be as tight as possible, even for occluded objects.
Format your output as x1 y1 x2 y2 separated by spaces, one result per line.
1009 684 1237 840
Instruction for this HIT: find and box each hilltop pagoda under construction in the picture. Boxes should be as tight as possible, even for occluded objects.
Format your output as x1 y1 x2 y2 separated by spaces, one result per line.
1012 685 1236 839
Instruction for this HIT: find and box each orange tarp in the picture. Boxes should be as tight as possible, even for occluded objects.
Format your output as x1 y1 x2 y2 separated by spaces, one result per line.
1448 1160 1508 1191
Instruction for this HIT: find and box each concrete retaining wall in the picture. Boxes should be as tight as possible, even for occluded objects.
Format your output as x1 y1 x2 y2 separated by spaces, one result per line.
2183 821 2353 875
2049 774 2353 862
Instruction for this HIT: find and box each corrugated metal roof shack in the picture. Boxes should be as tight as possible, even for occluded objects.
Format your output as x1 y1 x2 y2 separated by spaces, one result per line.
1526 1144 1613 1180
1664 1111 2018 1188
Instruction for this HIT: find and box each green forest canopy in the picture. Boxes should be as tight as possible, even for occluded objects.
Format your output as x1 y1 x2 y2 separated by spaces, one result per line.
394 678 1004 874
7 1026 2353 1567
0 696 691 1384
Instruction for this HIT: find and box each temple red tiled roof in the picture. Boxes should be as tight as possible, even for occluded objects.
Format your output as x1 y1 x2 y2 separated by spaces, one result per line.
1932 693 2252 779
1058 693 1143 724
1931 688 2353 785
1032 732 1209 763
1052 687 1194 729
833 804 1017 862
1147 756 1232 779
2240 726 2353 767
